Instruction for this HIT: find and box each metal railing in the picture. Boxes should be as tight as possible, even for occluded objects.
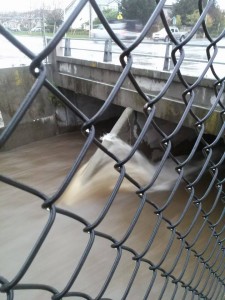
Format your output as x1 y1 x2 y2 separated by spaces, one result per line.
60 37 225 72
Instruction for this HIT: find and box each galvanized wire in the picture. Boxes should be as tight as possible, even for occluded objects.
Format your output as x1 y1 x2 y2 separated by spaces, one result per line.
0 0 225 299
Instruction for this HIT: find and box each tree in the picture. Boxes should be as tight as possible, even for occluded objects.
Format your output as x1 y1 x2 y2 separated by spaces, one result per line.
121 0 156 25
175 15 182 28
186 9 213 28
45 8 63 33
93 8 118 26
172 0 205 25
172 0 224 35
207 3 225 34
102 8 119 22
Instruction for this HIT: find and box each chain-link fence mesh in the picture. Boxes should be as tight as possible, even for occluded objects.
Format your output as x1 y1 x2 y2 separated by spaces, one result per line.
0 0 225 299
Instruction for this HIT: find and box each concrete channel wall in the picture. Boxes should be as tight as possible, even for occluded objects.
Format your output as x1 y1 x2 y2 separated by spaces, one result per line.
0 66 123 151
0 66 57 150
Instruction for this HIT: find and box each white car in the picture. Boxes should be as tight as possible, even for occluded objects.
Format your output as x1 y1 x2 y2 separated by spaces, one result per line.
31 27 42 32
10 27 21 32
91 23 139 41
152 26 187 42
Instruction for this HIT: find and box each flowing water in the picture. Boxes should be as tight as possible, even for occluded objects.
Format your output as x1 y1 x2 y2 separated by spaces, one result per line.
0 131 223 299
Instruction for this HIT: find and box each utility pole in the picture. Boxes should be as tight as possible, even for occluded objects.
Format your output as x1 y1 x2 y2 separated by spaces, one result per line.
64 0 78 22
89 3 93 38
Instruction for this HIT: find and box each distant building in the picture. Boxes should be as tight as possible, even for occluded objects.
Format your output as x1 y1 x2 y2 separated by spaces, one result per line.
163 4 173 20
2 20 21 31
65 0 120 29
97 0 119 10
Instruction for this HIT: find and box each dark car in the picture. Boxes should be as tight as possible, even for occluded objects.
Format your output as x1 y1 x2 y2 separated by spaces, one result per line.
91 19 143 41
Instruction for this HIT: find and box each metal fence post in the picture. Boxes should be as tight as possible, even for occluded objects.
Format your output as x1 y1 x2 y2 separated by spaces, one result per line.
163 42 173 71
103 39 112 62
47 38 63 68
64 38 71 57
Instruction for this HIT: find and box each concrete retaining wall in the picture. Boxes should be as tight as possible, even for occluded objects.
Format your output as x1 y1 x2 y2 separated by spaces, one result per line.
0 66 123 150
0 66 57 150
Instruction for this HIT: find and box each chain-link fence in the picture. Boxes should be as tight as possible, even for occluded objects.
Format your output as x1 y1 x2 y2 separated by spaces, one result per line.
0 0 225 299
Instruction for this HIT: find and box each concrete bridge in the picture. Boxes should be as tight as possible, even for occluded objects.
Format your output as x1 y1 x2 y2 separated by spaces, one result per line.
50 43 222 135
0 43 223 151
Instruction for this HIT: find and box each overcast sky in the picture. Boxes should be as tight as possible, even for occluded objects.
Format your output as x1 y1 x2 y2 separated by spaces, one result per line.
0 0 225 12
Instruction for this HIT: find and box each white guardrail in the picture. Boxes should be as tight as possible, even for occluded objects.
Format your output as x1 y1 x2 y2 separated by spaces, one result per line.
59 37 225 72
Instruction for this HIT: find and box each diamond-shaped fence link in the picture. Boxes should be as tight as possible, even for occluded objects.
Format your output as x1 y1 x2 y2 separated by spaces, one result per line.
0 0 225 299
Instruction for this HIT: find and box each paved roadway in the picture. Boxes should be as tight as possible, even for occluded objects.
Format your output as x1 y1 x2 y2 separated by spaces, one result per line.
0 35 45 68
69 38 225 78
0 34 225 78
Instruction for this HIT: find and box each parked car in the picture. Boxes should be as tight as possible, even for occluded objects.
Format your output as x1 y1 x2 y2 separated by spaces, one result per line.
10 27 21 32
152 26 188 42
31 27 42 32
91 21 141 41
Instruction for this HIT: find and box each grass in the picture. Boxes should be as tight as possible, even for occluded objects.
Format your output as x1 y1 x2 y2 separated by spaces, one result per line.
12 31 89 39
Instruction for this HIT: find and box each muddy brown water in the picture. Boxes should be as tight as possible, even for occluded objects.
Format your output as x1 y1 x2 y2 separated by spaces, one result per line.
0 132 224 300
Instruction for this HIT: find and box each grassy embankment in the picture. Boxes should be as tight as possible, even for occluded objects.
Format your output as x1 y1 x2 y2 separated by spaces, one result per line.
12 30 89 39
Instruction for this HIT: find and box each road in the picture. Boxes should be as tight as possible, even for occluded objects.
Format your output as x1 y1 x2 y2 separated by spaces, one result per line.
0 35 45 68
0 34 225 79
69 38 225 78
